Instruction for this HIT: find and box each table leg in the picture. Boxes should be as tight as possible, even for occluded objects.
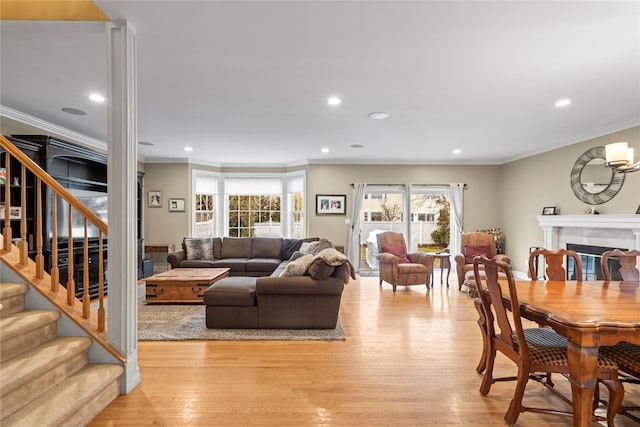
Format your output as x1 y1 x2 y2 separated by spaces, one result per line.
567 340 599 427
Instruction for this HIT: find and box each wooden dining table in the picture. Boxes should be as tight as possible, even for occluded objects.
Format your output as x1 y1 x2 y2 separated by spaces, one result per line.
506 279 640 427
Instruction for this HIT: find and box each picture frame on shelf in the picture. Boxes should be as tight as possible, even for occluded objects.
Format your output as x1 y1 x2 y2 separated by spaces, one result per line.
168 198 185 212
148 190 162 208
636 205 640 214
316 194 346 215
542 206 557 215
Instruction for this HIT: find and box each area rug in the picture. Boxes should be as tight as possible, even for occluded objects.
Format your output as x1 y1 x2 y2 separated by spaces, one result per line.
138 304 345 341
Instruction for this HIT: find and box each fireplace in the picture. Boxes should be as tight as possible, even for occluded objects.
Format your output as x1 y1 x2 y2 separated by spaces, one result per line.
536 214 640 279
566 243 627 281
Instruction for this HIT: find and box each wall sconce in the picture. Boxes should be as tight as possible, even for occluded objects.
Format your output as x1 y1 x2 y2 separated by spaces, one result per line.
605 142 640 173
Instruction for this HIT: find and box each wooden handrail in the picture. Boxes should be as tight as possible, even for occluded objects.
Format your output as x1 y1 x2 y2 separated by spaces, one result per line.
0 134 124 364
0 135 107 233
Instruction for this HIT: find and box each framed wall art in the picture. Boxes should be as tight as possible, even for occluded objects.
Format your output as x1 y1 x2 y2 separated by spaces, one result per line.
168 198 186 212
148 190 162 208
316 194 346 215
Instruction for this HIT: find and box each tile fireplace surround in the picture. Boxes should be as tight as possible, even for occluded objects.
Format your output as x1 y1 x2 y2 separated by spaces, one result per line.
537 214 640 256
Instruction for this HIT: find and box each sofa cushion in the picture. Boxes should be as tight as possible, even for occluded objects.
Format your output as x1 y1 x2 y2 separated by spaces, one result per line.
212 237 222 259
183 237 214 260
280 238 303 260
464 245 492 264
222 237 252 258
381 245 411 264
204 277 257 306
211 258 249 274
252 238 283 259
246 258 281 273
178 259 217 268
280 254 313 276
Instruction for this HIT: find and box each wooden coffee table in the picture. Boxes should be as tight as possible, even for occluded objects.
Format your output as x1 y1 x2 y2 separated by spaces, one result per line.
144 268 230 304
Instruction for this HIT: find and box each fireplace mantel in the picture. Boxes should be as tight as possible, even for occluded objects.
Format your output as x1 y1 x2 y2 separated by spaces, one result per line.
536 214 640 252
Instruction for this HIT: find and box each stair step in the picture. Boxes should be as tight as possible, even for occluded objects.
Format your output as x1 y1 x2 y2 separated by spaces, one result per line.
0 336 92 419
0 283 29 318
0 310 60 361
2 364 124 427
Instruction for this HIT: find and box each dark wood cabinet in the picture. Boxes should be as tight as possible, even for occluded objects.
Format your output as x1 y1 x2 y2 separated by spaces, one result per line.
4 135 144 298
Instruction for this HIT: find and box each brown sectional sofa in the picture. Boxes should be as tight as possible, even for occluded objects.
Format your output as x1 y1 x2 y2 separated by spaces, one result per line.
167 237 355 329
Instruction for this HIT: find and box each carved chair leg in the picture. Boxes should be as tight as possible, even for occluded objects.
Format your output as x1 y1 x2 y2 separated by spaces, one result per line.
474 298 488 374
480 348 497 395
601 379 624 427
504 369 528 425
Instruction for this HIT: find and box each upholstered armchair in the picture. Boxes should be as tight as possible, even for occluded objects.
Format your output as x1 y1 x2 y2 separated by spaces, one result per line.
454 231 511 291
376 231 434 292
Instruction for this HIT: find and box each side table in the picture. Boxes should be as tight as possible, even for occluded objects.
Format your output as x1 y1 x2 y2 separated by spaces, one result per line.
431 253 451 287
145 244 175 273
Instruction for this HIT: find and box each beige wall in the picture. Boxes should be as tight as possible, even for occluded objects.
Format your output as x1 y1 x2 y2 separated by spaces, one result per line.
143 163 191 249
501 126 639 273
143 126 639 275
306 164 503 247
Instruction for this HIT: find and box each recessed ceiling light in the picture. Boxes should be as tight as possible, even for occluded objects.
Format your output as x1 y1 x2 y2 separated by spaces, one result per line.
327 97 341 106
321 147 329 154
555 98 571 107
89 93 105 103
350 144 364 149
138 141 154 146
453 149 462 154
368 112 389 120
184 146 193 152
61 107 87 116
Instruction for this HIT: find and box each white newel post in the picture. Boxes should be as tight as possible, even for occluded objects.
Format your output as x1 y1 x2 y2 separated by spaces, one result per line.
107 20 140 393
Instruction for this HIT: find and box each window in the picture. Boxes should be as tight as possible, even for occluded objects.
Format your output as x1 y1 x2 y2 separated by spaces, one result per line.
225 177 283 237
287 174 305 238
192 171 218 237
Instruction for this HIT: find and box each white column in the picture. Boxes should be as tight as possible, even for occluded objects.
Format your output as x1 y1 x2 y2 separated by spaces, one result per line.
107 20 140 393
541 226 558 249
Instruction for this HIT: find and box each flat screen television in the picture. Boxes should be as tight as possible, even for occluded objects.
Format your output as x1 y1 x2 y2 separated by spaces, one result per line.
49 188 108 240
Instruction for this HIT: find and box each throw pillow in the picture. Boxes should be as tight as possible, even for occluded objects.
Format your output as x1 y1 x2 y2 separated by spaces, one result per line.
307 260 335 280
381 245 411 264
281 238 303 260
463 245 492 264
184 238 214 260
280 254 314 277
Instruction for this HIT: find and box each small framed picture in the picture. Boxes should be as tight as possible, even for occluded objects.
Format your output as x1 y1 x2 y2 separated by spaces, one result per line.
148 190 162 208
9 206 21 220
168 198 186 212
636 205 640 214
542 206 557 215
316 194 346 215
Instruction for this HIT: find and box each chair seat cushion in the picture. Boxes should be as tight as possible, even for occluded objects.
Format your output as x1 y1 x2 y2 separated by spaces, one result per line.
398 263 428 274
500 328 618 369
601 341 640 373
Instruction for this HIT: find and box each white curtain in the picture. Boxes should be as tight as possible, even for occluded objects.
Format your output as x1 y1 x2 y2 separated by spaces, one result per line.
448 183 464 268
347 183 367 271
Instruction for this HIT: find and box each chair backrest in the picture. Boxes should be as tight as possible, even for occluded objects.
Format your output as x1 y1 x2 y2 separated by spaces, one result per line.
474 256 527 359
602 249 640 281
376 232 407 253
461 232 497 259
528 248 583 281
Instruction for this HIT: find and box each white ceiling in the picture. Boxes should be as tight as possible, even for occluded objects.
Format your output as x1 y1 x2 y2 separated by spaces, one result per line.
1 1 638 166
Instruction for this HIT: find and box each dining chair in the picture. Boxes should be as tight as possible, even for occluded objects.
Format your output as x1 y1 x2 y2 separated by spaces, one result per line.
601 249 640 281
528 248 583 281
474 256 623 426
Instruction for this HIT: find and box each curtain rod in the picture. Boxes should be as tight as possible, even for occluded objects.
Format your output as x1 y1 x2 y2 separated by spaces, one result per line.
350 183 467 187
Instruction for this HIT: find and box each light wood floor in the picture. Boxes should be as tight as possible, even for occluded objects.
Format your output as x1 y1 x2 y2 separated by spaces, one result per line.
89 275 640 426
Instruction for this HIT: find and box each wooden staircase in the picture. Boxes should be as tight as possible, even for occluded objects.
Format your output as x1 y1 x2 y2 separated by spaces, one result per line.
0 282 123 426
